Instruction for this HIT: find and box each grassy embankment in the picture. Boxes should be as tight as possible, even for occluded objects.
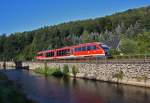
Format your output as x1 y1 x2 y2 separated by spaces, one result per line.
0 72 36 103
34 64 78 78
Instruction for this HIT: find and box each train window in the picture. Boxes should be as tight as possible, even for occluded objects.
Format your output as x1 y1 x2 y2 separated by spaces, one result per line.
57 51 61 56
82 46 86 51
46 52 54 57
59 51 62 56
87 45 97 50
75 48 78 52
78 47 82 51
91 45 96 50
87 46 92 50
65 49 70 55
57 49 70 56
46 53 50 57
75 47 81 52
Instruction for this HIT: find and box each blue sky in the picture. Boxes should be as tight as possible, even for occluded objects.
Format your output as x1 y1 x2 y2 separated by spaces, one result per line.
0 0 150 34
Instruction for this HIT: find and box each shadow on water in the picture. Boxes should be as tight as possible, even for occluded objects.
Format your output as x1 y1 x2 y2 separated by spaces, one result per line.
2 69 150 103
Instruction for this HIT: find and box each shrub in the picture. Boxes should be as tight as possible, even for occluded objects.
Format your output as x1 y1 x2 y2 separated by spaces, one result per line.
119 38 138 54
52 67 63 77
72 65 79 78
63 64 69 76
109 49 120 55
113 70 124 83
34 67 45 74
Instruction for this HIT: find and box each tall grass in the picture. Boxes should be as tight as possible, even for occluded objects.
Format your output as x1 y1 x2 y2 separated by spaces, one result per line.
34 66 66 77
34 64 79 78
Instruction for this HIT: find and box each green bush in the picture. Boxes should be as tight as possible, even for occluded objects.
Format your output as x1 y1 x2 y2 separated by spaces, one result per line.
34 66 65 77
113 70 124 83
63 64 69 76
52 67 63 77
72 65 79 78
119 38 139 54
34 67 45 74
109 49 120 55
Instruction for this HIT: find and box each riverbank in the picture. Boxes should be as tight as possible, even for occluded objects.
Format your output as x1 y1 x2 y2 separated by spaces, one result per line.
30 62 150 88
0 71 36 103
1 61 150 88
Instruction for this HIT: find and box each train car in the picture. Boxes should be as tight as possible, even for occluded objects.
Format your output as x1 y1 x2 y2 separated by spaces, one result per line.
36 42 110 60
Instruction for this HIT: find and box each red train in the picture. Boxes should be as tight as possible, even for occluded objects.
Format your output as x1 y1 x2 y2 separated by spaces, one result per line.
36 42 110 60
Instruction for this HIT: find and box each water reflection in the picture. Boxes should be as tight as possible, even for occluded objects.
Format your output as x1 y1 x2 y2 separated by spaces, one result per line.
2 69 150 103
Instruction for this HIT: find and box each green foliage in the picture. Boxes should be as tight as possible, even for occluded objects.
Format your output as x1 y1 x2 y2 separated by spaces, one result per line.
34 67 49 75
136 32 150 54
113 70 124 83
81 30 90 43
119 38 138 54
52 67 64 77
63 64 69 76
34 66 69 77
72 65 79 78
109 49 120 55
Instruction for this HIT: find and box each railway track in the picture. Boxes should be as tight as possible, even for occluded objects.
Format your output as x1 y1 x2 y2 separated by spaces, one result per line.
36 58 150 64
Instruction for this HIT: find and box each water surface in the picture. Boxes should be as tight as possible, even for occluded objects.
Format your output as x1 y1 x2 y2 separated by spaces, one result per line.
2 69 150 103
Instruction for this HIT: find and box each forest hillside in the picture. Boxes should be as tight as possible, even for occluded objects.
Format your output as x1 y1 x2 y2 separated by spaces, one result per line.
0 6 150 60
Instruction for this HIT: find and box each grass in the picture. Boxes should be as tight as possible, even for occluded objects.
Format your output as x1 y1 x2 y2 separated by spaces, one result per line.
72 65 79 78
34 66 64 77
0 72 36 103
34 64 79 78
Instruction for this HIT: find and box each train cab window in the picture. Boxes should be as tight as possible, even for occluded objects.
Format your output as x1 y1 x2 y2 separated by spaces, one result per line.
100 44 110 52
82 46 86 51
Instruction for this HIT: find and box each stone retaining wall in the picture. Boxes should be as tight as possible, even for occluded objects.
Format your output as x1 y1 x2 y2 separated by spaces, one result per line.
0 61 15 69
22 61 150 87
0 61 150 87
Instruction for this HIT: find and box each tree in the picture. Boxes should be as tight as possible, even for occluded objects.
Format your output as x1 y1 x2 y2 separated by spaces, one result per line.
119 38 138 54
63 64 69 76
72 65 79 78
81 30 90 43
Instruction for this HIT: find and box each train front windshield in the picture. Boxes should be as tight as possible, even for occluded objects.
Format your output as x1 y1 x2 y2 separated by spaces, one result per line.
100 44 111 57
100 44 110 52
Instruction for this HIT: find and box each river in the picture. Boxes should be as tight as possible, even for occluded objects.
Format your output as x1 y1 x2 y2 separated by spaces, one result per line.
2 69 150 103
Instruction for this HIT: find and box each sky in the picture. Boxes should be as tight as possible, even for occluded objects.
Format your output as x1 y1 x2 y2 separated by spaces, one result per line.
0 0 150 34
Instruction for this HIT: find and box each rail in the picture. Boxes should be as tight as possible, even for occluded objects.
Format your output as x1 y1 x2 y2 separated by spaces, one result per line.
35 57 150 64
